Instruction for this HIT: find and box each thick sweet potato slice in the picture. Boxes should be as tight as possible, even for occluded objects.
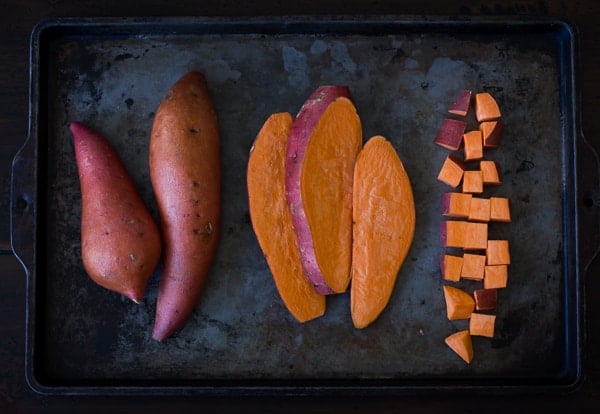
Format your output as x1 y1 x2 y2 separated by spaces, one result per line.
351 136 416 329
247 113 326 322
286 86 362 294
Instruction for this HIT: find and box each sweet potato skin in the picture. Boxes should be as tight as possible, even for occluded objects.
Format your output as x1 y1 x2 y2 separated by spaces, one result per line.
285 85 359 295
247 112 325 322
71 121 161 303
149 71 221 341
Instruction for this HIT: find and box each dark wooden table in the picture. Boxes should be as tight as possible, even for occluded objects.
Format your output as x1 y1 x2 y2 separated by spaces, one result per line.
1 1 599 412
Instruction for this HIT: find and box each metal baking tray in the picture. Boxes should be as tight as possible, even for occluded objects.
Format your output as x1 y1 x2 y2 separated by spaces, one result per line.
11 16 585 396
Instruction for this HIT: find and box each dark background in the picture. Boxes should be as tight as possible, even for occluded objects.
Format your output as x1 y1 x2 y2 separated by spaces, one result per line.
1 1 599 412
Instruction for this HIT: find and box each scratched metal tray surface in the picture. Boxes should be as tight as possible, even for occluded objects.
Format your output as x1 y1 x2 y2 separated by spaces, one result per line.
11 16 582 395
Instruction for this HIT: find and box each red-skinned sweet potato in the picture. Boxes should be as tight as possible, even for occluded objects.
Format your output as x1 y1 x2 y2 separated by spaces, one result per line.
247 112 326 322
285 85 362 295
149 72 221 341
71 121 161 303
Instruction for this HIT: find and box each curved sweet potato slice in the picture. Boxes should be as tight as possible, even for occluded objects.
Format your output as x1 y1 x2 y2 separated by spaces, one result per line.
351 136 416 329
247 113 325 322
286 86 362 295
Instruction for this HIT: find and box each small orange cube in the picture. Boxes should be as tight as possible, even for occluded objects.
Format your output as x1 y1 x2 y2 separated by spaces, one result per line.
480 160 502 185
463 130 483 161
468 197 491 222
469 312 496 338
443 285 475 320
442 192 472 218
438 154 465 188
441 220 468 248
474 92 501 122
461 253 486 280
490 197 511 222
462 170 483 194
487 240 511 265
464 222 488 250
484 265 508 289
441 254 463 282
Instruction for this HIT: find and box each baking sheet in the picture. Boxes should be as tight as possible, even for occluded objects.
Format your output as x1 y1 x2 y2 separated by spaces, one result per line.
12 16 581 394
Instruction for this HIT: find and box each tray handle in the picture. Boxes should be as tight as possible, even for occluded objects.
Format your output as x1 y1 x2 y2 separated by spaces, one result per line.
579 130 600 272
10 132 36 274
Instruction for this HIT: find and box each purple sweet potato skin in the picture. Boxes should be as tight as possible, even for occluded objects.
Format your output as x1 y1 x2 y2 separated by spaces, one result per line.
448 89 472 116
434 118 466 150
285 85 351 295
482 121 505 148
442 192 453 216
71 121 161 303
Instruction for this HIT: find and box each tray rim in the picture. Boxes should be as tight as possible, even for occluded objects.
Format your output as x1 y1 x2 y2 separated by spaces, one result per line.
12 14 584 396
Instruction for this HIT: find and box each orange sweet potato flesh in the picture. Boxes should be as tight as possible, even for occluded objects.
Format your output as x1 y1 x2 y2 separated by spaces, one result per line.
443 285 475 320
445 330 474 363
286 86 362 295
474 92 501 122
351 136 416 329
149 72 221 341
247 113 325 322
71 122 161 303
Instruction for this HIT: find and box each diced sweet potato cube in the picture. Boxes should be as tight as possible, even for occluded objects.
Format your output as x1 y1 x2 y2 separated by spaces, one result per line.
434 118 467 150
480 121 504 148
440 220 468 248
462 170 483 194
474 92 501 122
490 197 511 222
484 265 508 289
468 197 490 222
469 312 496 337
487 240 511 265
480 160 501 185
461 253 486 280
464 222 488 250
443 285 475 320
445 330 474 364
442 192 472 218
441 254 463 282
437 154 465 188
474 288 498 311
463 130 483 161
448 90 472 117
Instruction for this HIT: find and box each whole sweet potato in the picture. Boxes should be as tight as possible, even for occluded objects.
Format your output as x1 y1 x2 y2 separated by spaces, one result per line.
71 121 161 303
149 71 221 341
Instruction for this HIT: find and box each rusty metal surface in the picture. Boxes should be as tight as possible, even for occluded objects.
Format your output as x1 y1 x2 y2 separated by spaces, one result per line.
12 17 579 393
